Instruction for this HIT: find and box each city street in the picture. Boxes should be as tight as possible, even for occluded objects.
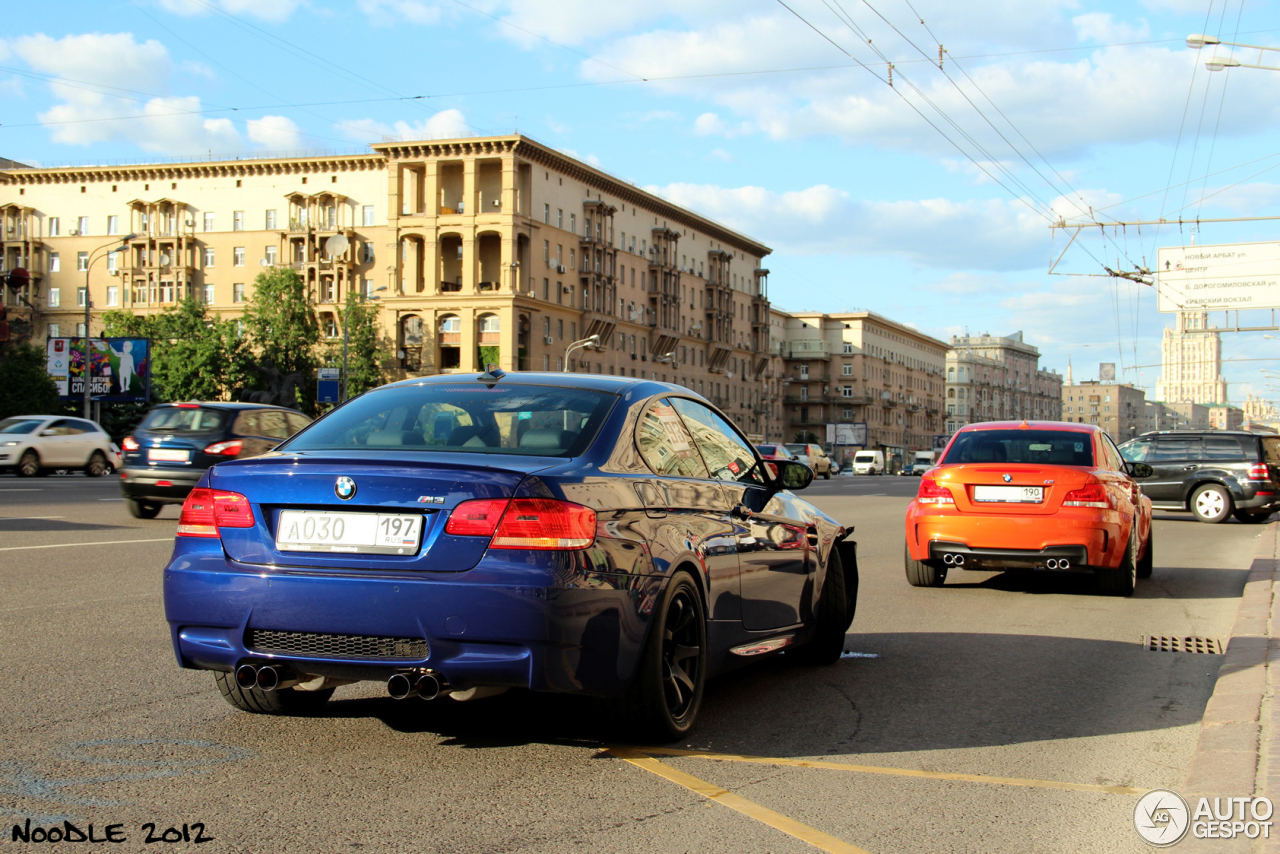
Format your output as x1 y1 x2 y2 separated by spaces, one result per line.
0 474 1262 853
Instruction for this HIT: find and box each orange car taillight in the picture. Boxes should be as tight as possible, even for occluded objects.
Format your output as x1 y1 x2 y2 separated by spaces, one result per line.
1063 482 1110 508
917 476 954 505
446 498 597 550
121 435 139 451
176 488 256 537
204 439 244 457
1248 463 1270 481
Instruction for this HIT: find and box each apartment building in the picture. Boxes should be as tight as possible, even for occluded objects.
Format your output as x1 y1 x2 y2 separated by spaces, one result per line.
0 135 779 435
778 311 947 467
1061 381 1147 442
944 331 1062 434
1208 405 1245 431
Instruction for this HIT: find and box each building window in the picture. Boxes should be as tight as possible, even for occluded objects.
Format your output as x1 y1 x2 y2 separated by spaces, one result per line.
570 213 576 234
264 245 277 266
106 251 118 272
842 364 853 375
543 240 549 264
76 252 88 272
478 314 500 344
48 217 59 237
106 286 119 306
265 209 277 230
843 408 853 418
49 252 60 272
47 323 60 338
231 210 243 231
204 284 216 304
77 216 89 235
842 386 853 397
362 205 375 227
362 242 374 263
203 212 215 231
77 287 87 308
48 289 60 308
543 204 550 223
557 209 563 228
76 322 86 336
233 247 245 267
107 215 118 235
204 248 215 267
233 283 245 303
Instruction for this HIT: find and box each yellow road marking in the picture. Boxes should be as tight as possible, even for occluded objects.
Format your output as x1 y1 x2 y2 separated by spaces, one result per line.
609 747 872 854
638 746 1147 795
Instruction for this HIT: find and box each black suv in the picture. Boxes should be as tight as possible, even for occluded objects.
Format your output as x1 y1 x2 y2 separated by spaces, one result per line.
119 402 311 519
1117 430 1280 524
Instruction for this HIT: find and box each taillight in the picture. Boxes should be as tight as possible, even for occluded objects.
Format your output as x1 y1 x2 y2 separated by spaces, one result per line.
1063 482 1110 508
917 476 954 505
1248 463 1270 481
204 439 243 457
445 498 597 550
122 436 139 451
176 488 255 537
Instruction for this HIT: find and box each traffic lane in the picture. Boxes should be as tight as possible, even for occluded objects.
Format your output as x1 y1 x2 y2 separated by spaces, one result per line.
0 478 175 550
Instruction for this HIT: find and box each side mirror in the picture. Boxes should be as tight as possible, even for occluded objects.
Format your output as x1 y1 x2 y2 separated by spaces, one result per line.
1126 461 1154 479
770 458 814 491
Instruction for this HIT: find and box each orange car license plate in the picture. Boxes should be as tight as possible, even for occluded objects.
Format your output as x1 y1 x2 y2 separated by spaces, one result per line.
972 485 1043 503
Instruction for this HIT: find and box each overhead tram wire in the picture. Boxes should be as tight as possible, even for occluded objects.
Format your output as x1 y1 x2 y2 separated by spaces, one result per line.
772 0 1053 224
1176 0 1234 221
1192 0 1248 223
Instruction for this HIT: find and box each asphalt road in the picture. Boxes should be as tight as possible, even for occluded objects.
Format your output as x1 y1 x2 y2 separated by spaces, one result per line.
0 473 1262 853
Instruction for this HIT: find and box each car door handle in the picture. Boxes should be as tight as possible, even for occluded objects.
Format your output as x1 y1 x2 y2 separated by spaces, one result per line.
1183 465 1199 471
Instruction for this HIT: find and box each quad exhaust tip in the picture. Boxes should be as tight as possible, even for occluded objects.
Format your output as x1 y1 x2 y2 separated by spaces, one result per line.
387 671 447 701
235 664 299 691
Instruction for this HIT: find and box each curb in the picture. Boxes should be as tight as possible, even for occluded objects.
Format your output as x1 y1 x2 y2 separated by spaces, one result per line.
1179 523 1278 853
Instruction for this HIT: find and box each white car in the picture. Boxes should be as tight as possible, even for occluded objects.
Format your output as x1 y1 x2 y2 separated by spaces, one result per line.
0 415 116 478
785 443 835 479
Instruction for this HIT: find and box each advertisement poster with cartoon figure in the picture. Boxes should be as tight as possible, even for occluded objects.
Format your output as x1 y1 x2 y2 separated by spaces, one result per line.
46 337 150 401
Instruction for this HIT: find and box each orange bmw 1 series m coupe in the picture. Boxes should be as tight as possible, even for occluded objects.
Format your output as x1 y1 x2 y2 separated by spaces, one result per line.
904 421 1154 596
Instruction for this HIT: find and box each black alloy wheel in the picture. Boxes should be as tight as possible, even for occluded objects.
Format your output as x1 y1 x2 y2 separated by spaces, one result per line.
126 497 163 519
660 584 703 724
622 572 707 741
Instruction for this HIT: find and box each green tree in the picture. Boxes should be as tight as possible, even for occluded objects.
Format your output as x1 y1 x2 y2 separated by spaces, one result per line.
0 341 60 420
322 293 389 400
242 268 320 378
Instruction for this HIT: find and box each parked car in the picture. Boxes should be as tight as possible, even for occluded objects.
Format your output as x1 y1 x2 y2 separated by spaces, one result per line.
904 420 1153 596
162 372 857 740
1118 430 1280 524
852 449 885 475
0 415 116 477
906 461 933 476
119 402 312 519
755 443 795 461
786 443 835 479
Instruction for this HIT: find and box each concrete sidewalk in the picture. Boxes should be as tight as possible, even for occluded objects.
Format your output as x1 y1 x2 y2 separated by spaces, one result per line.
1181 522 1279 853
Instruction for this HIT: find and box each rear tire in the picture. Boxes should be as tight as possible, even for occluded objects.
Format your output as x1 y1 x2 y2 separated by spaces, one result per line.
1136 521 1154 579
1190 484 1232 524
620 572 707 742
1233 509 1274 524
792 548 851 665
85 451 109 477
904 542 946 587
1096 525 1137 596
214 671 335 715
17 450 40 477
126 497 162 519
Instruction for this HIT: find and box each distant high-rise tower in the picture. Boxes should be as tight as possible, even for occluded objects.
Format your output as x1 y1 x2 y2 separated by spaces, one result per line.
1155 311 1228 404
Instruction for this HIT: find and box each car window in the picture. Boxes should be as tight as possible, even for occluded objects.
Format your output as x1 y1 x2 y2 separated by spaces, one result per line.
0 418 44 435
785 444 806 456
232 412 260 436
668 398 766 485
47 419 88 436
284 412 311 435
1263 438 1280 466
1119 438 1150 462
140 407 230 433
1099 433 1126 472
283 384 616 458
1149 437 1202 462
942 429 1094 466
258 411 291 440
1203 436 1246 460
636 400 709 478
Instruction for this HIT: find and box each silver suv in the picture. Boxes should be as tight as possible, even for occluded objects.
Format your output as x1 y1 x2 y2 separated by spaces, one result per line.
785 443 835 479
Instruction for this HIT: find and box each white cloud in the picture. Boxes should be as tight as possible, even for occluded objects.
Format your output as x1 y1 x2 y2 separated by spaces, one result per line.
1071 12 1150 43
157 0 303 22
358 0 442 27
338 108 472 142
645 180 1051 271
693 112 751 137
709 147 733 162
246 115 302 150
9 32 247 155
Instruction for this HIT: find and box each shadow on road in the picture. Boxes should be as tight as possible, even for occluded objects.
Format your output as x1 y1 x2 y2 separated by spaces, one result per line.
943 566 1248 599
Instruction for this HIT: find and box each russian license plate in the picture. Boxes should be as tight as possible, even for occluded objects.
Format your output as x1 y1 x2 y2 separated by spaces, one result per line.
148 448 191 463
275 510 423 555
972 485 1043 504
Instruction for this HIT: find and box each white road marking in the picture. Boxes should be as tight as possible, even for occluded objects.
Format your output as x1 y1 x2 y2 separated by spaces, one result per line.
0 489 42 492
0 537 172 552
0 516 65 521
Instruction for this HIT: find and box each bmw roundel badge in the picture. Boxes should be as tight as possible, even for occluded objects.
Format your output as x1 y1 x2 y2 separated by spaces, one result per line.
335 476 357 500
1002 473 1012 483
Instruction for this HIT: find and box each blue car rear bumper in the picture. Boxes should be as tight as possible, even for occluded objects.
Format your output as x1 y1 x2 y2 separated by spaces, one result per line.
163 539 665 697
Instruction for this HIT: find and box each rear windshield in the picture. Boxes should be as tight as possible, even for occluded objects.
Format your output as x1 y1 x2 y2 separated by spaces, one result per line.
757 444 780 454
785 444 807 454
942 429 1094 467
855 453 876 461
139 407 230 433
282 383 617 458
0 418 43 435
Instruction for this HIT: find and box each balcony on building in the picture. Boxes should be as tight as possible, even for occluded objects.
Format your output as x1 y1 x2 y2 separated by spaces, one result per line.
783 339 831 360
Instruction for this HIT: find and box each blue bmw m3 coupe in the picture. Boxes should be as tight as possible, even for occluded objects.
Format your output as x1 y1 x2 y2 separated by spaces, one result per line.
163 370 857 739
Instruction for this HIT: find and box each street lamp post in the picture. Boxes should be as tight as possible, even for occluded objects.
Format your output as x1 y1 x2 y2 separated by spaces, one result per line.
1188 34 1280 72
82 234 136 419
341 285 388 402
562 334 600 371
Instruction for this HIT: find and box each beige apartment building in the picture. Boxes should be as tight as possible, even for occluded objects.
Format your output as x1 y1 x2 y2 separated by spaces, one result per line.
1061 381 1147 442
1155 310 1228 405
778 311 947 467
944 331 1062 434
0 135 781 435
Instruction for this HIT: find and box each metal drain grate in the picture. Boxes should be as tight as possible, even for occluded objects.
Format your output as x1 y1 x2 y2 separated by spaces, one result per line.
1142 635 1224 654
246 629 429 660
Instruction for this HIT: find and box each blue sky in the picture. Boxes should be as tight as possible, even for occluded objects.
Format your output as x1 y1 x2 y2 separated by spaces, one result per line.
5 0 1280 406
